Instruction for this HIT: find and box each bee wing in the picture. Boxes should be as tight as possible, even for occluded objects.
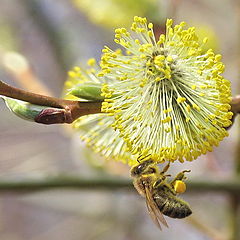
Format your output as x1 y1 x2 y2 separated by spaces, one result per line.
145 192 162 230
145 186 169 229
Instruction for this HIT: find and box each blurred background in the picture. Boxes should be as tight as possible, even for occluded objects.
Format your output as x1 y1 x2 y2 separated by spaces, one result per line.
0 0 239 239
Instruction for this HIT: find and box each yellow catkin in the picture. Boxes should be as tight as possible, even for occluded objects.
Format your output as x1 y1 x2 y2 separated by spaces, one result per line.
64 16 232 166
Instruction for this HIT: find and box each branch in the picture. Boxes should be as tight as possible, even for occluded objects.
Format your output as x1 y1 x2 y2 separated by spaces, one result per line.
0 176 239 193
0 176 131 192
229 95 240 128
1 79 240 125
230 95 240 114
0 80 102 124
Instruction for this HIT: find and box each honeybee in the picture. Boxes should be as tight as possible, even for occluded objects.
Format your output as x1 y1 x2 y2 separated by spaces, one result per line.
130 157 192 229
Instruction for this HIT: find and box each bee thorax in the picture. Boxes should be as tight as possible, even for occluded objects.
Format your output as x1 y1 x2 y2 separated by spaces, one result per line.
133 176 154 197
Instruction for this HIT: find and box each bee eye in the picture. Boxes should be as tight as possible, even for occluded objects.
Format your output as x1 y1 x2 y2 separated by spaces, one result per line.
130 164 144 176
130 159 154 176
135 164 146 174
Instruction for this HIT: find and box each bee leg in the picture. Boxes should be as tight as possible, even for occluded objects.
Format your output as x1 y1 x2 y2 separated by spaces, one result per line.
152 174 171 189
160 162 170 174
169 170 191 194
170 170 191 188
153 179 164 189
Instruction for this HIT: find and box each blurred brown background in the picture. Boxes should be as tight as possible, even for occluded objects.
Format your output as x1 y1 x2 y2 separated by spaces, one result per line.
0 0 239 239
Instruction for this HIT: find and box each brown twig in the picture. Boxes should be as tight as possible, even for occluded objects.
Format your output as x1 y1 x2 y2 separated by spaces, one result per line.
2 79 240 126
230 95 240 114
0 80 102 124
225 95 240 129
0 176 239 193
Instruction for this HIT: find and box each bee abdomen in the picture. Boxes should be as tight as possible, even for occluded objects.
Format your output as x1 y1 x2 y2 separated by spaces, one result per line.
154 194 192 219
162 201 192 219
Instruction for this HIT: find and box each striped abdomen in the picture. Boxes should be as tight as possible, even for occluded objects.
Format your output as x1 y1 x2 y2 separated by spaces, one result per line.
153 190 192 219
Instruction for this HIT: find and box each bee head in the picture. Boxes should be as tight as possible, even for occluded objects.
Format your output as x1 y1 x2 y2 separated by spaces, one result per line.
130 159 157 177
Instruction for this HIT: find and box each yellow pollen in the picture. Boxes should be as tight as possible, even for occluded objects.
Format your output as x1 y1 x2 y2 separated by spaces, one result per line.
87 58 96 66
174 180 186 193
148 23 153 29
177 97 186 103
161 116 172 123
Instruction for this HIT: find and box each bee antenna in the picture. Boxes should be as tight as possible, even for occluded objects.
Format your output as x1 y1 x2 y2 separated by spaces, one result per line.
137 153 151 163
136 155 142 163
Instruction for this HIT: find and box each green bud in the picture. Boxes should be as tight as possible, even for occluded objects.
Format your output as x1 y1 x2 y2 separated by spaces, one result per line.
3 97 47 121
69 83 103 101
69 83 117 101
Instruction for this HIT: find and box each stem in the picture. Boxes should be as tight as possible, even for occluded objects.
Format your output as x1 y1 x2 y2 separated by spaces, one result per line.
0 80 102 124
1 79 240 125
0 176 131 192
230 95 240 113
0 177 239 193
0 80 66 108
226 95 240 129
